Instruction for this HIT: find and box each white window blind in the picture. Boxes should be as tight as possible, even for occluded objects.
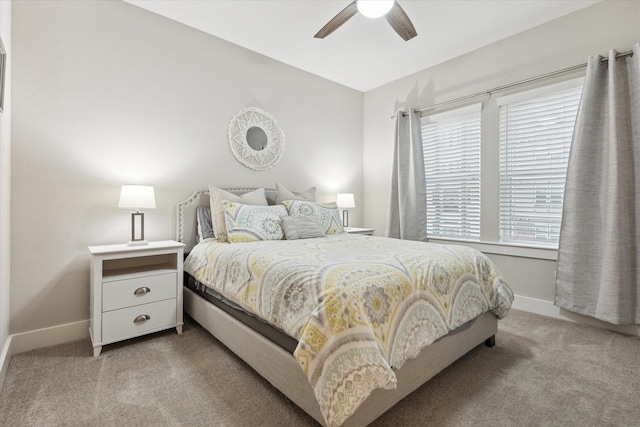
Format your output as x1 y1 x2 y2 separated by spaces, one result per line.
422 104 481 240
498 79 583 247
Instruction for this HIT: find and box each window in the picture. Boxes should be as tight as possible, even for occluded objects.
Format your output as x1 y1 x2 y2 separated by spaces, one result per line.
498 79 583 247
422 104 481 240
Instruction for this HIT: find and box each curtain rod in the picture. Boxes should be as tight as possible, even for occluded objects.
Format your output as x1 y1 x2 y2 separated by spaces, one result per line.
395 50 634 118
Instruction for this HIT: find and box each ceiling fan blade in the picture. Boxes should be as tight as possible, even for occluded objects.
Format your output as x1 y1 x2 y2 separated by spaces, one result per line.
385 1 417 41
314 1 358 39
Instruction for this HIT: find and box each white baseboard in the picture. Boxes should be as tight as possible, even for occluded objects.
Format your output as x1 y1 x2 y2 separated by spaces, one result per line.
512 295 640 337
0 335 11 391
10 319 89 355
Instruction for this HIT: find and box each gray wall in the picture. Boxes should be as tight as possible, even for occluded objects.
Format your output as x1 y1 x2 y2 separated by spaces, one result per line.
11 0 640 341
0 0 12 378
11 1 363 334
363 0 640 333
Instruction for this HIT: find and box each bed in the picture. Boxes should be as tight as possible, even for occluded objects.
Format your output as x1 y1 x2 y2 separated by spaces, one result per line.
177 188 513 427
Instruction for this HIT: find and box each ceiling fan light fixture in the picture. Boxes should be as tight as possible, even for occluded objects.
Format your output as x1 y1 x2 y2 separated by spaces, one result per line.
315 0 416 41
356 0 394 19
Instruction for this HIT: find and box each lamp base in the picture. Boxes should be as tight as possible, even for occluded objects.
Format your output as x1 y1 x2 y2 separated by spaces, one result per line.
127 240 149 246
342 210 349 228
128 211 147 245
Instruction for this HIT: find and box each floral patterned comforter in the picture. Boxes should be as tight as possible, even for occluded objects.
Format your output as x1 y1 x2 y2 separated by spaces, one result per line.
184 234 513 426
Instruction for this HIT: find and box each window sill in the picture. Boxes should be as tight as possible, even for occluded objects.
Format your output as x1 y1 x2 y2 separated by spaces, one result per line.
426 238 558 261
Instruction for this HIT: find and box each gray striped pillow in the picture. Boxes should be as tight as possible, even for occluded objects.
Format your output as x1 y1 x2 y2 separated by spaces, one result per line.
280 214 325 240
196 206 215 242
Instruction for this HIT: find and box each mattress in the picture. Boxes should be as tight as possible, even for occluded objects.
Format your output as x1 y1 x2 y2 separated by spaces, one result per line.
185 272 480 356
185 273 298 353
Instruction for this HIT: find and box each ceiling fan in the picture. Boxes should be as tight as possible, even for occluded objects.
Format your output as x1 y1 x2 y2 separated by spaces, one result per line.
314 0 417 41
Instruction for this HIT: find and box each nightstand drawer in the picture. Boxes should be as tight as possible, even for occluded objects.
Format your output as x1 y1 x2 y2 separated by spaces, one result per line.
102 299 177 343
102 272 177 312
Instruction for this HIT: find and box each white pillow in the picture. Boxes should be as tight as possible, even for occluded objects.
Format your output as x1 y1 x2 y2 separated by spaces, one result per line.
209 186 268 243
275 182 316 205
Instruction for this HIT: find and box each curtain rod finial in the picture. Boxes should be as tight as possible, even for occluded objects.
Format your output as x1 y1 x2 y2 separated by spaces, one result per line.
390 110 409 119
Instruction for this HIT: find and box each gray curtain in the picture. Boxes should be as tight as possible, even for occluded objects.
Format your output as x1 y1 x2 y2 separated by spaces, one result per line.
555 42 640 325
385 110 427 241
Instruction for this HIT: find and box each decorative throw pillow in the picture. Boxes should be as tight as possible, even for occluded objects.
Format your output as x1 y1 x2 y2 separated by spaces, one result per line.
223 201 287 242
275 182 316 205
280 214 325 240
209 186 268 243
196 206 215 242
282 200 345 235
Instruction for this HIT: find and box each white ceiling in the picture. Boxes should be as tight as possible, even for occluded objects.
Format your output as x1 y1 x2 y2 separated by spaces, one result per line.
125 0 599 92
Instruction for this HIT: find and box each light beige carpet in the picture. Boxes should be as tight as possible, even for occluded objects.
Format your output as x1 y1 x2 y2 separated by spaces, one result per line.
1 309 639 426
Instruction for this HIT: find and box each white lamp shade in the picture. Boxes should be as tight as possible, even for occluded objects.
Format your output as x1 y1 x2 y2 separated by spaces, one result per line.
357 0 394 18
118 185 156 209
336 193 356 209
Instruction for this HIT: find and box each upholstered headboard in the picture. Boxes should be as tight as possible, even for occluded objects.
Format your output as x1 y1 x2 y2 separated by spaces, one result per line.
176 188 277 253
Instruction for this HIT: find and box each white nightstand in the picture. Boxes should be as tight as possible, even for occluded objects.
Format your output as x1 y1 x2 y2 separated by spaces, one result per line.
88 240 185 357
344 227 375 236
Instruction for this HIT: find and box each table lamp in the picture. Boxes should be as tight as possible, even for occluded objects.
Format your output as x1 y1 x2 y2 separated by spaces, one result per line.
336 193 355 227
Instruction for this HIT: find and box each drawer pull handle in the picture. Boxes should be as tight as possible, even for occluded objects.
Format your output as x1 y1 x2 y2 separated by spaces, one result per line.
133 314 150 324
134 287 151 296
